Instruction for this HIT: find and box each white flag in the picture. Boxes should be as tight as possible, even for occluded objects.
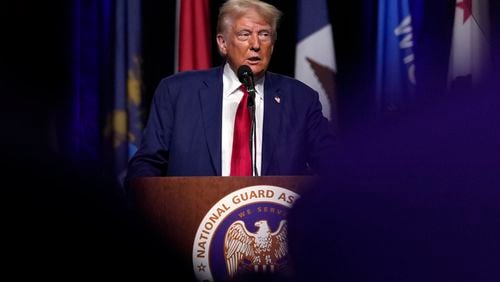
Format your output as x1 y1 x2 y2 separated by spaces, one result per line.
294 0 337 122
448 0 491 87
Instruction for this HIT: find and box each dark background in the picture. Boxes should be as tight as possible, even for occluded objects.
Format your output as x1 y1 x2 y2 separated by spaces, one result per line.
2 0 500 280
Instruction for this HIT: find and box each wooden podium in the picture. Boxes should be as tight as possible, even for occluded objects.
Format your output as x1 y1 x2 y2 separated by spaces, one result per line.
129 176 317 280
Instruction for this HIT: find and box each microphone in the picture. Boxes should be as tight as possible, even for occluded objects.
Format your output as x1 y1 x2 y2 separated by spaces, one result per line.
237 65 256 108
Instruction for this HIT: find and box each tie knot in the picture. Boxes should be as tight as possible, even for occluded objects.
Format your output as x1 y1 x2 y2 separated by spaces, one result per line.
239 84 248 93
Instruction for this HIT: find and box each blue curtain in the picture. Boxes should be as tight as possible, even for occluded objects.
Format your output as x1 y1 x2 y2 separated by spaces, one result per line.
70 0 113 162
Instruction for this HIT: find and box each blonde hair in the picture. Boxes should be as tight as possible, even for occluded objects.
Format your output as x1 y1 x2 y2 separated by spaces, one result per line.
216 0 282 41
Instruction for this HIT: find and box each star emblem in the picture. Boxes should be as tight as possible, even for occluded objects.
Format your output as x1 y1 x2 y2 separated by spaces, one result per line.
456 0 472 24
197 263 207 272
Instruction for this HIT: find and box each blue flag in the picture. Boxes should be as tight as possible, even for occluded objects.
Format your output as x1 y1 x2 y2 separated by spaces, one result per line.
106 0 143 186
375 0 417 114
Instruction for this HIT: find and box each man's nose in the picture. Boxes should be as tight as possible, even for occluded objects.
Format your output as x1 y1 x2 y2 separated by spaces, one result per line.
249 33 260 51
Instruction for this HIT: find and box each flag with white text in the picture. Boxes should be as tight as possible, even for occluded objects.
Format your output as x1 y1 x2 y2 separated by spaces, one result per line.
375 0 417 114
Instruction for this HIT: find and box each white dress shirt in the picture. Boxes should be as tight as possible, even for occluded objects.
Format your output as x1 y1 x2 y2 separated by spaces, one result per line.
221 63 264 176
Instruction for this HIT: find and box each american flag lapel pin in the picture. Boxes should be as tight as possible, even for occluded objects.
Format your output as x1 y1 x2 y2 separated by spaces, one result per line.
274 96 281 104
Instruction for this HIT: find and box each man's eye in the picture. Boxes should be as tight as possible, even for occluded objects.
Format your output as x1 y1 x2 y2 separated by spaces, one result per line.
259 31 273 41
237 32 250 40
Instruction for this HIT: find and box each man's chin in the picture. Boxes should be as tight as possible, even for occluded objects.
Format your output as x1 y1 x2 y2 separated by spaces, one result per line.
249 66 266 78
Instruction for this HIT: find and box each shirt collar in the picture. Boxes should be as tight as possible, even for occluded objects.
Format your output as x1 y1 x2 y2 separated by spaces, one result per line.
222 63 264 98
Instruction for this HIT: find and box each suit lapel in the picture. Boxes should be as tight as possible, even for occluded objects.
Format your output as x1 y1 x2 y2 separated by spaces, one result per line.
199 68 223 175
262 73 282 175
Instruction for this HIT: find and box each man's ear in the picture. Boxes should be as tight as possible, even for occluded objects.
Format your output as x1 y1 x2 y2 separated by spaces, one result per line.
216 34 227 56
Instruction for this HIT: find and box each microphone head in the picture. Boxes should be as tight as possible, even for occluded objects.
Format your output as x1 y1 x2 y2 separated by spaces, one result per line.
237 65 254 84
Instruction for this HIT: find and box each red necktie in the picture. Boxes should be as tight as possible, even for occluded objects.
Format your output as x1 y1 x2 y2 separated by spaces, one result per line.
230 85 252 176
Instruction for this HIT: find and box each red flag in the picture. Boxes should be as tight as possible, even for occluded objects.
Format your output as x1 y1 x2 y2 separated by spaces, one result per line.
175 0 212 72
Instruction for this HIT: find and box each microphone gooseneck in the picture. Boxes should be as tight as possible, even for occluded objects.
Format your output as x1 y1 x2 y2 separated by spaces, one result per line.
236 65 258 176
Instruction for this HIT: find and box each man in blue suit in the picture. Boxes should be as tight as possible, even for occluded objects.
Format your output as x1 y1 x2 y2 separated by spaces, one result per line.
126 0 335 180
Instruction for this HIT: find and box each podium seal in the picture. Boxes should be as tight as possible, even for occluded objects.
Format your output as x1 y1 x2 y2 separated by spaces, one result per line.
192 185 300 281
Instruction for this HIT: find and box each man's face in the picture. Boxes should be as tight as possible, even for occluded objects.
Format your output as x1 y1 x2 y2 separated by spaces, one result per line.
217 8 274 79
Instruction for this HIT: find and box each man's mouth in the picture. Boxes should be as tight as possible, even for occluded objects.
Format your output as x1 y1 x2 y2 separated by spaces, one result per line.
248 56 260 62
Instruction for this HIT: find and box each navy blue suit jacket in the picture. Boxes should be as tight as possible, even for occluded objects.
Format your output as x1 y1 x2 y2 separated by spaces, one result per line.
126 66 335 179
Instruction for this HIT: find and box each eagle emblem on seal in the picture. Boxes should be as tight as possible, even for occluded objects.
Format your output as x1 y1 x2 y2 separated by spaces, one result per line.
224 219 288 279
